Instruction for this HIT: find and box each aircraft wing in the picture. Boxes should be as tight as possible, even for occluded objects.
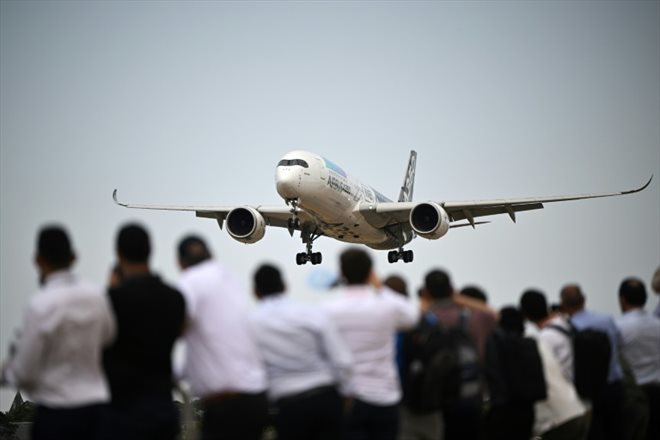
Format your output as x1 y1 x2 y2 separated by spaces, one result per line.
370 176 652 226
112 190 299 229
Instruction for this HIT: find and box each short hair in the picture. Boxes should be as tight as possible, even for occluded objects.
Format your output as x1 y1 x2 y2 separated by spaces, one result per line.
340 248 372 285
498 306 525 336
37 225 74 268
178 235 212 268
254 264 285 297
560 284 585 310
116 223 150 263
619 278 647 307
461 285 488 303
384 274 408 297
425 269 453 300
519 289 549 322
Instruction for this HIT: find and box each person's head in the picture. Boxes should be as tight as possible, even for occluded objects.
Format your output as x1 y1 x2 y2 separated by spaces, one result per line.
519 289 549 323
498 306 525 336
424 269 453 300
460 285 488 303
384 274 408 297
178 235 212 270
253 264 286 299
618 278 647 312
116 223 150 264
560 284 586 316
35 225 75 278
340 248 372 285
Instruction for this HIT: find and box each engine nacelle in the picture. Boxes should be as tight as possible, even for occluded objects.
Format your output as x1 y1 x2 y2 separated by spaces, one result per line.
226 207 266 244
409 202 450 240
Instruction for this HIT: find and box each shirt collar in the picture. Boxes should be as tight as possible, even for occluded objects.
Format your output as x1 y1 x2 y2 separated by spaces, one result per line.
42 269 75 290
344 285 375 295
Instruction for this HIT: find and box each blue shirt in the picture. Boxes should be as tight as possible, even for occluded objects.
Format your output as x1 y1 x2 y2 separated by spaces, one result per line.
570 309 623 383
615 309 660 385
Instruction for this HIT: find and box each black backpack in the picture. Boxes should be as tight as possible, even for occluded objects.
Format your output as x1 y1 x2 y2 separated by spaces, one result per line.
546 323 611 400
494 331 547 403
403 310 481 413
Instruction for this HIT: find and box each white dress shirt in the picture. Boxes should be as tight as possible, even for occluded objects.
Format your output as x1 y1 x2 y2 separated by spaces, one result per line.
4 270 115 407
616 309 660 385
541 315 574 382
178 260 267 398
323 285 419 406
251 294 352 400
533 338 587 436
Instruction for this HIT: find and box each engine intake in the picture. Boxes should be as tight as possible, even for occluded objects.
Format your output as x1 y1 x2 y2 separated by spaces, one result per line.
409 202 450 240
226 207 266 244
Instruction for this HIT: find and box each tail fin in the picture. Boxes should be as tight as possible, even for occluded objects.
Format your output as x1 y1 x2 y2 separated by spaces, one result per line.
398 150 417 202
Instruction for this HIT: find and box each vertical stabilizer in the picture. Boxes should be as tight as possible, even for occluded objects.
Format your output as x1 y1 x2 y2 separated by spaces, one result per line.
398 150 417 202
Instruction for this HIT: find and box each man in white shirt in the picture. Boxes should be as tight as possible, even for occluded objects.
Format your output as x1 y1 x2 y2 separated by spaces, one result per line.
251 263 352 440
616 278 660 440
2 225 115 440
324 248 419 440
520 289 574 382
177 235 268 440
532 337 589 439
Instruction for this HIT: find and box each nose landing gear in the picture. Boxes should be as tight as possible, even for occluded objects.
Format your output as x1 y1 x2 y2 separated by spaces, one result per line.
388 248 414 263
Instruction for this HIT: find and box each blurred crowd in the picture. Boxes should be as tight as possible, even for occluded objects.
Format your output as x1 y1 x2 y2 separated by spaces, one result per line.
1 222 659 440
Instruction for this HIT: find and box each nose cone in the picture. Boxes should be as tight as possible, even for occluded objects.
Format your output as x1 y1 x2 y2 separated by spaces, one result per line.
276 167 300 200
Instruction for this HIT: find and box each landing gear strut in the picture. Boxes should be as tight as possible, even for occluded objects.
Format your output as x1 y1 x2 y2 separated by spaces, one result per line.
388 248 414 264
286 199 301 236
295 228 323 265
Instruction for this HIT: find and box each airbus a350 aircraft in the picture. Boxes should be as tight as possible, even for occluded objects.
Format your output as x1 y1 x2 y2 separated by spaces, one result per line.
113 150 651 265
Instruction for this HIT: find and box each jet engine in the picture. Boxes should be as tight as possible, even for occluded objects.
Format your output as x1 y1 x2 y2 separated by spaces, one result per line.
226 207 266 244
409 202 450 240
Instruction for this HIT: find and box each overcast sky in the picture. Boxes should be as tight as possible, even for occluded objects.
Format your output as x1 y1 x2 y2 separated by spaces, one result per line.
1 1 658 409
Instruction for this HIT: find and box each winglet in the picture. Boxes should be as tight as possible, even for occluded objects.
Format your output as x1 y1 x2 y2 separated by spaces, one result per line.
626 175 653 195
112 189 127 207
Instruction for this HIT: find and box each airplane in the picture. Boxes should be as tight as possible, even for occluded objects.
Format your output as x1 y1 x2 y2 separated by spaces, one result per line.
113 150 652 265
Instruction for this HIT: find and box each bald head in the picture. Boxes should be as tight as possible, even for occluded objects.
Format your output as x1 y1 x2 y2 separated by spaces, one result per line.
560 284 585 315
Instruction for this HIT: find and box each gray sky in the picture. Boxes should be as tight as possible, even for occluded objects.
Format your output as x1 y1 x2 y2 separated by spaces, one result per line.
1 1 659 409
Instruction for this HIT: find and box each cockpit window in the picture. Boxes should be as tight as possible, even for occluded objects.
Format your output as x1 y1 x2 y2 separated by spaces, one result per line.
277 159 309 168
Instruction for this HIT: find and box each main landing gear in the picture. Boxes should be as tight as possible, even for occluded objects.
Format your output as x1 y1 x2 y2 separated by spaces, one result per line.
388 248 414 263
295 224 323 265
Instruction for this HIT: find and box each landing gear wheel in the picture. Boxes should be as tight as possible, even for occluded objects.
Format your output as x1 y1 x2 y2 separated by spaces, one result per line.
311 252 322 265
388 251 398 263
387 248 413 263
296 253 306 265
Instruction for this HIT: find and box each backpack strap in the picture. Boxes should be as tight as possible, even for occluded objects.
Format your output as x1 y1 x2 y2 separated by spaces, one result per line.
545 323 572 338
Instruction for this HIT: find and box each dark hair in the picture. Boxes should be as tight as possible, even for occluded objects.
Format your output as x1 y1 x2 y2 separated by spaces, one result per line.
340 248 372 285
37 225 74 268
560 284 585 310
117 223 150 263
519 289 549 322
619 278 647 307
178 235 212 268
384 274 408 297
425 269 453 300
461 285 488 303
498 306 525 336
254 264 285 297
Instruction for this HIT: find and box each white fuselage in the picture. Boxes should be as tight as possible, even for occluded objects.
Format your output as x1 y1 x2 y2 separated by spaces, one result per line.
275 150 409 249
